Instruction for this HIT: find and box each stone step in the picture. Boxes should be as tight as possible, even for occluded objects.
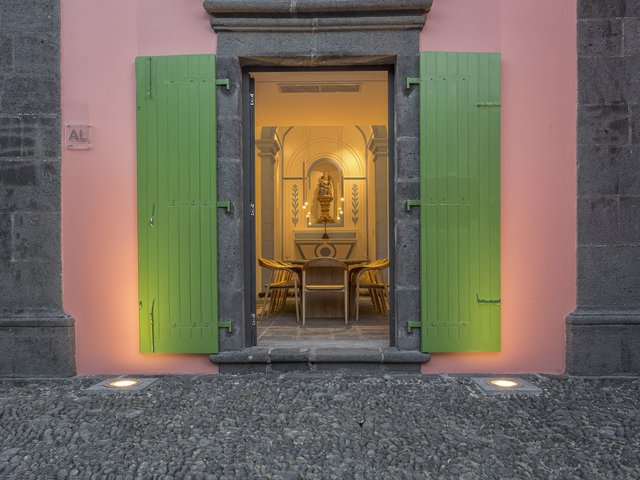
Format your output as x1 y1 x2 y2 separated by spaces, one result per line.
209 347 430 374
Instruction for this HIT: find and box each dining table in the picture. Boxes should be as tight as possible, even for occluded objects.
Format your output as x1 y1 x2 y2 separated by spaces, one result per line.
286 258 368 319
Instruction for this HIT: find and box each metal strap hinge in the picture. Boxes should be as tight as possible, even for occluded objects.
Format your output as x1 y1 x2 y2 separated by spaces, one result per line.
146 57 152 98
218 321 232 333
150 300 156 352
476 102 501 107
406 77 420 89
405 199 421 211
476 294 501 305
216 200 231 213
407 321 421 333
215 78 230 90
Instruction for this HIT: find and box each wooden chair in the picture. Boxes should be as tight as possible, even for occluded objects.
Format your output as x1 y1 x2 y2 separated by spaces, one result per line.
351 259 390 322
302 257 349 326
258 258 301 323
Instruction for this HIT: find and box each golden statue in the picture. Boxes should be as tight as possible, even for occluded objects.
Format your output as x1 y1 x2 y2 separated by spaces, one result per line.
316 171 334 225
318 171 332 197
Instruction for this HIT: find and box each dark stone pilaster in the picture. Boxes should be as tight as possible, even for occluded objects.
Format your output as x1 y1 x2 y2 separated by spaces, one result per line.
0 0 75 376
569 0 640 374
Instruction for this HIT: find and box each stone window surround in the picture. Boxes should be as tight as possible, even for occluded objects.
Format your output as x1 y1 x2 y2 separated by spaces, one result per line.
206 0 433 352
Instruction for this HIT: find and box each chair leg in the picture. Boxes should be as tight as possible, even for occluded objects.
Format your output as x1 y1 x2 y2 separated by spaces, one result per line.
355 277 360 323
344 271 348 326
302 272 306 326
349 281 356 321
260 282 272 322
293 277 300 323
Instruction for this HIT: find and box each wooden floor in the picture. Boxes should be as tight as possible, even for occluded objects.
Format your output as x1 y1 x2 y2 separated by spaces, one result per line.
257 298 389 348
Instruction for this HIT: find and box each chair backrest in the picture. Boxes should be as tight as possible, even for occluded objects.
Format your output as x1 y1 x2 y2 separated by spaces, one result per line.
367 258 389 270
258 257 275 269
303 257 347 271
302 257 347 287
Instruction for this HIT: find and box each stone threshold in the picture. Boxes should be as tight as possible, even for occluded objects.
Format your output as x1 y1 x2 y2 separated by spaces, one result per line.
209 347 430 374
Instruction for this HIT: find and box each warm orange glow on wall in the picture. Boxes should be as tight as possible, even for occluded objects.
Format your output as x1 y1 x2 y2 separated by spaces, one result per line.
253 71 388 127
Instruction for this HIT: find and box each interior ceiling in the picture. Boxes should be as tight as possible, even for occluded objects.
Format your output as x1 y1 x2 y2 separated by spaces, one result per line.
253 71 388 127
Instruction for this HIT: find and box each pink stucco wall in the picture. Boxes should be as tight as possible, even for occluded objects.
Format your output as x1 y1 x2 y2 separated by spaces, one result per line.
61 0 217 374
61 0 576 374
421 0 577 373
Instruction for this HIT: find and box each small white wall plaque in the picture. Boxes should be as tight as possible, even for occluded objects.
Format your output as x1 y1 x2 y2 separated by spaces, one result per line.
65 124 92 150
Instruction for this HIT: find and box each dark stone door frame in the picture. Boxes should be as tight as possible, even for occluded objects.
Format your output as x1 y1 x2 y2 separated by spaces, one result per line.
241 64 397 348
206 0 433 352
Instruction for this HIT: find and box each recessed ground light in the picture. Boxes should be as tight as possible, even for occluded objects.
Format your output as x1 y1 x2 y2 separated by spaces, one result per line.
488 378 522 388
471 377 541 395
106 379 140 389
86 376 158 393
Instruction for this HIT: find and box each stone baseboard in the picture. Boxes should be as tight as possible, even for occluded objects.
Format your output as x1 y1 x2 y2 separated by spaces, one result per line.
566 309 640 375
0 315 76 377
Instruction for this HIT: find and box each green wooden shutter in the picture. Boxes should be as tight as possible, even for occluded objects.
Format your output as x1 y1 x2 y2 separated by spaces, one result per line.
136 54 220 353
418 51 501 352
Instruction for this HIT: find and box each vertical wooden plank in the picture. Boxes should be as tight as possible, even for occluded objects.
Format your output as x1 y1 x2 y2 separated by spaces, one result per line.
488 54 502 343
156 56 170 348
188 55 202 344
457 53 471 341
477 53 490 340
210 55 220 352
136 57 152 352
146 57 160 351
177 55 191 344
198 56 213 342
467 52 481 344
166 55 181 347
446 52 460 336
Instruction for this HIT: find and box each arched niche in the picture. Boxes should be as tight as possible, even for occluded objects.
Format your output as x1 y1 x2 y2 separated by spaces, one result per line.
305 157 344 227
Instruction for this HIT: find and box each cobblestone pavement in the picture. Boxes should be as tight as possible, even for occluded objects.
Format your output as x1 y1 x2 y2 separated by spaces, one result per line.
0 374 638 479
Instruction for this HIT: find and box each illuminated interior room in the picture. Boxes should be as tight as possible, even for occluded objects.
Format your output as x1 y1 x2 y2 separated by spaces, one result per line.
252 70 390 347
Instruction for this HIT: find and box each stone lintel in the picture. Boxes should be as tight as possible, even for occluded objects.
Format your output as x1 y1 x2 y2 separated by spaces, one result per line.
238 55 397 67
204 0 432 33
204 0 433 15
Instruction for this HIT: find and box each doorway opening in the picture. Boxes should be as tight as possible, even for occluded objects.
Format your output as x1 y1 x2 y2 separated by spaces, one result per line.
249 68 392 348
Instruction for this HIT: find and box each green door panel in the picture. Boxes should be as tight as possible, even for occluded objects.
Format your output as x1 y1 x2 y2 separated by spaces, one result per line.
419 51 501 352
136 54 220 353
